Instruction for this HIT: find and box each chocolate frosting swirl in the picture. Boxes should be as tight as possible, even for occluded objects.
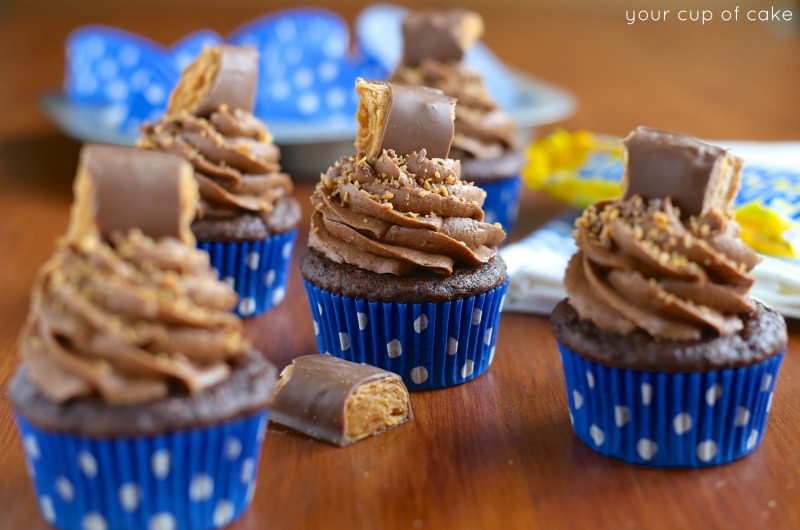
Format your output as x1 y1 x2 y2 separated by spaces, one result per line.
566 195 761 340
309 149 505 276
20 231 249 405
391 59 516 161
140 105 293 222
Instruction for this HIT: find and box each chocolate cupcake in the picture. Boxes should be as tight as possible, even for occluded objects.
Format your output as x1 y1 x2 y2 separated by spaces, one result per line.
551 127 787 467
300 79 508 390
140 45 300 317
390 9 524 233
10 145 277 529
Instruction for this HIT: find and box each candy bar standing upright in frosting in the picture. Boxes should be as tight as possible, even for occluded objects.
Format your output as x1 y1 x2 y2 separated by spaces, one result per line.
550 127 786 468
391 9 524 231
140 44 301 317
301 78 509 390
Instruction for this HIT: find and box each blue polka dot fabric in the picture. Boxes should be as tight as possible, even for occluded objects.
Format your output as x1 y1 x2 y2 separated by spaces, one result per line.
476 175 523 234
558 343 784 467
303 278 508 390
197 229 297 319
15 411 268 530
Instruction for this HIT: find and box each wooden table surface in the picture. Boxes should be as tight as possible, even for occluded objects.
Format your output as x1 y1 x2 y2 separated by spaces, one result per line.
1 3 799 529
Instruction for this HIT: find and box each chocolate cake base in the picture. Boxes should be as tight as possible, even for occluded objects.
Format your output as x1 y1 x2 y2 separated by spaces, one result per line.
551 298 787 372
9 350 277 437
458 148 525 182
300 248 507 303
192 197 301 242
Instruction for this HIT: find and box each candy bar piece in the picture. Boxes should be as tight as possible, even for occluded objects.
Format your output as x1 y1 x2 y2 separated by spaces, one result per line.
270 355 412 446
355 78 455 161
167 45 259 117
401 9 484 67
68 145 197 244
622 127 742 218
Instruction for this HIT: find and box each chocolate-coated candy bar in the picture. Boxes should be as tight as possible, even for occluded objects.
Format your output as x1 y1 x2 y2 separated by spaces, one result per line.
401 9 484 67
622 126 742 218
270 354 412 446
355 78 456 161
68 145 197 244
168 45 259 117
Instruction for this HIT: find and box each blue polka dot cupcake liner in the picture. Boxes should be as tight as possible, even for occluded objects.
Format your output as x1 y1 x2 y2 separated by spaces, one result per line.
476 174 521 235
198 229 297 318
303 279 508 390
15 411 269 530
558 343 784 468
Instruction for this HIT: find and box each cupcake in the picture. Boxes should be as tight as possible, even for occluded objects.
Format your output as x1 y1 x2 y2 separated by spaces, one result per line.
10 145 277 529
390 9 524 233
300 78 508 390
551 127 787 467
140 45 300 318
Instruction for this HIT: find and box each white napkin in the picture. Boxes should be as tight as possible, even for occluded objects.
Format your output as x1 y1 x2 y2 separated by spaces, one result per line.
500 141 800 318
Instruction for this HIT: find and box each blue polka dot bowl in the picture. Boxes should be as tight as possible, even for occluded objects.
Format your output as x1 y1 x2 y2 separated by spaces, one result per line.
558 342 785 468
303 278 508 391
474 175 522 235
198 229 297 318
15 411 269 530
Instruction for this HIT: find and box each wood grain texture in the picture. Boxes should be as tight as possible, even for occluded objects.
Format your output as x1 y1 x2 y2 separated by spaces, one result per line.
0 3 799 529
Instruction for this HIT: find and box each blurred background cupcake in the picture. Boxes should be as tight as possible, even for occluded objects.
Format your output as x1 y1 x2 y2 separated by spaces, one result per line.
140 44 300 318
300 78 508 390
390 9 524 234
10 145 277 529
551 127 788 467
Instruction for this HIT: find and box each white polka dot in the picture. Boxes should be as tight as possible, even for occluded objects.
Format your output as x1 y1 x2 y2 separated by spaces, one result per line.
472 308 482 325
586 371 595 389
257 417 267 442
225 438 242 460
189 473 214 501
746 429 759 450
614 405 630 427
272 81 290 100
83 37 105 58
447 337 458 355
105 80 128 101
318 61 338 82
762 373 773 392
247 251 260 270
264 269 276 286
272 286 286 305
282 242 293 259
55 476 74 502
25 458 35 478
149 513 176 530
246 482 256 504
239 297 256 316
323 36 345 57
413 314 428 333
39 496 55 523
339 332 351 351
313 320 319 336
275 19 296 41
119 483 140 512
241 458 255 483
145 85 165 105
151 449 171 479
24 435 40 460
410 366 429 385
298 93 320 115
767 392 774 413
572 389 584 410
317 303 323 315
641 383 653 406
461 360 475 378
131 69 150 90
484 327 493 346
636 439 657 461
118 45 140 67
97 58 118 79
325 87 346 109
78 450 98 478
696 440 718 462
82 512 107 530
706 383 722 406
499 295 506 312
386 339 402 358
589 424 605 446
569 411 574 426
213 500 235 528
293 68 314 89
357 312 368 330
735 406 751 427
673 412 693 435
224 276 235 289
